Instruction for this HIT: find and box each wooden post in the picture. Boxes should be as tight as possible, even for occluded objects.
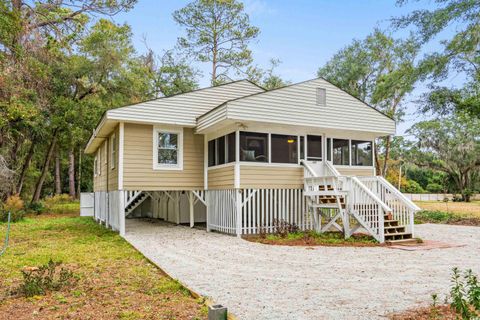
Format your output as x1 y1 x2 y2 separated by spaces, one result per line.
176 192 180 225
189 191 194 228
235 190 242 237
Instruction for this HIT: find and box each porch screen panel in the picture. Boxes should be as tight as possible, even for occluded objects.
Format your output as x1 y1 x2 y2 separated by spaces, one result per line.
226 132 236 163
217 136 226 165
351 140 373 166
307 135 322 160
271 134 298 163
332 139 349 165
208 140 216 167
240 132 268 162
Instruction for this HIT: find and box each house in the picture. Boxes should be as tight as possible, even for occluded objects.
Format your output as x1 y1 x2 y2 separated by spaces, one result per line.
84 78 420 243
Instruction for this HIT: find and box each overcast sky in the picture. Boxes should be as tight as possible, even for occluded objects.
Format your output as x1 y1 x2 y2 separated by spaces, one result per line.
113 0 465 136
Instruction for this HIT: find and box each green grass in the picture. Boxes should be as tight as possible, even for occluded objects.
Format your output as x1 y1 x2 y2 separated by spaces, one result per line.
415 210 480 226
0 214 206 319
255 231 377 246
45 201 80 214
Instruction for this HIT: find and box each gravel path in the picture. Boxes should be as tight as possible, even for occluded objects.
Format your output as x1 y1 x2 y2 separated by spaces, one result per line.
124 220 480 320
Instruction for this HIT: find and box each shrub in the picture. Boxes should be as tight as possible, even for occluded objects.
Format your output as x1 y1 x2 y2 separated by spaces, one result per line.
18 260 77 297
44 194 72 207
403 180 425 193
26 201 46 215
426 183 443 193
272 219 299 238
449 267 480 319
1 194 25 222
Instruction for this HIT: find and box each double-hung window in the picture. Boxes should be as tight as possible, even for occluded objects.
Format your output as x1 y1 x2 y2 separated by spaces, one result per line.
110 133 116 169
154 128 183 170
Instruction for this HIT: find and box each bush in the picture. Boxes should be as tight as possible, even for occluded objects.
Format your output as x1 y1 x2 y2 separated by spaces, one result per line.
18 260 77 297
26 201 46 215
1 194 25 222
272 219 299 238
44 194 72 207
403 180 425 193
449 268 480 318
426 183 443 193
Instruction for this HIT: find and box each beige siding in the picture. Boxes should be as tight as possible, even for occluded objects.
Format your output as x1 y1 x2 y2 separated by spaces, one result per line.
107 125 119 191
123 124 204 190
336 166 375 177
93 140 108 192
208 165 235 189
240 165 304 189
198 78 396 135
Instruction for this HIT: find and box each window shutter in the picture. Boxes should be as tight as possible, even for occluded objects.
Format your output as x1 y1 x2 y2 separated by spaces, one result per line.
316 88 326 106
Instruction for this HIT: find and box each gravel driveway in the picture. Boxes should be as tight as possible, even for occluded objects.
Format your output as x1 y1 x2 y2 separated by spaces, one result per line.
124 220 480 320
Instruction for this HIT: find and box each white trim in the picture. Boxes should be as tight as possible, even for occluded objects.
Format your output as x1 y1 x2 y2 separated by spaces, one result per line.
110 133 116 170
207 162 235 170
234 130 240 188
204 135 208 189
152 127 184 171
118 122 124 190
239 162 303 168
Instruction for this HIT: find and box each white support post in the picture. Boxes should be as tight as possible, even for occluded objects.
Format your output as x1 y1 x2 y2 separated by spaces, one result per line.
234 130 240 189
119 190 125 237
189 191 194 228
235 190 242 237
118 122 124 190
204 135 208 190
175 192 180 225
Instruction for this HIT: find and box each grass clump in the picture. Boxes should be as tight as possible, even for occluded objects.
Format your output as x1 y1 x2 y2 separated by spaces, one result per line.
415 210 480 226
18 259 77 297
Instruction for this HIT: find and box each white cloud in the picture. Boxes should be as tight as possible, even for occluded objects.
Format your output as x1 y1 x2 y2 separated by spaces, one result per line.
243 0 276 16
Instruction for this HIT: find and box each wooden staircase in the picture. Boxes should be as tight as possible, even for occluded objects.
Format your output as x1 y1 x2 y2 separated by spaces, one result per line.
384 212 417 244
125 192 149 217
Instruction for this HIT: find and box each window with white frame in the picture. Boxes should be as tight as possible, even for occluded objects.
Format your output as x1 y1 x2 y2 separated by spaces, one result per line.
104 141 108 164
351 140 373 166
332 139 349 165
97 150 101 176
110 133 116 169
240 132 268 162
271 134 298 163
208 132 236 167
93 155 98 177
154 128 183 169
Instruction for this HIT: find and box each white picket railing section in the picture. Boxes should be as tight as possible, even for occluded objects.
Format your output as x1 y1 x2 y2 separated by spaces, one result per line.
358 176 420 233
240 188 311 234
206 188 312 235
348 177 389 242
207 189 237 234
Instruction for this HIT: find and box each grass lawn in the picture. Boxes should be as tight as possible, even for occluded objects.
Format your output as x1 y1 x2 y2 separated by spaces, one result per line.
414 200 480 226
0 213 207 320
245 231 379 247
415 200 480 218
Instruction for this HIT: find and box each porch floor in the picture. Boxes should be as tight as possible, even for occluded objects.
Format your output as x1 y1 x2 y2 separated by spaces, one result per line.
124 220 480 320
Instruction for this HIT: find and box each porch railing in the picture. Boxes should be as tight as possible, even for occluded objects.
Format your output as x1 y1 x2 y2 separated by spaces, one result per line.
357 176 420 234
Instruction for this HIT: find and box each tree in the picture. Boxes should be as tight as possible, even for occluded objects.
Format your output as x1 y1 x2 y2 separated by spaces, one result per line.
407 113 480 201
318 30 425 176
245 58 289 90
393 0 480 117
173 0 259 85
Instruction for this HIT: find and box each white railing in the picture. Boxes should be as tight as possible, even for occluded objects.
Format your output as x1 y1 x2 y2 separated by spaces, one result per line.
358 176 420 234
348 177 390 242
125 190 142 208
206 189 237 234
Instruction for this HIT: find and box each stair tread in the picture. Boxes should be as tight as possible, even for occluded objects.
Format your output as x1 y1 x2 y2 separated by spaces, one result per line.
384 225 405 229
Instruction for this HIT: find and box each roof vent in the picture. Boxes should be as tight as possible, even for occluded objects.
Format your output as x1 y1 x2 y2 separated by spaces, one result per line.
316 88 326 106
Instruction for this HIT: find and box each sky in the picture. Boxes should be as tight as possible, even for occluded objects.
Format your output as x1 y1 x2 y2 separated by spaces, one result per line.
112 0 464 137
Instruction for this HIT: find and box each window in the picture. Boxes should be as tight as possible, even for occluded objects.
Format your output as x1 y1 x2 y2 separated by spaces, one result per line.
327 138 332 161
316 88 326 105
110 133 116 169
97 150 101 176
332 139 349 165
154 128 183 170
271 134 298 163
300 136 305 160
240 132 268 162
227 132 236 163
208 140 216 167
352 140 373 166
104 141 108 164
307 135 322 160
208 132 236 167
94 155 98 177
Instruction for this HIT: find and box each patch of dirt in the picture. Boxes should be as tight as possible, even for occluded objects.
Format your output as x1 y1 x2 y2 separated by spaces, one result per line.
389 305 459 320
0 260 206 320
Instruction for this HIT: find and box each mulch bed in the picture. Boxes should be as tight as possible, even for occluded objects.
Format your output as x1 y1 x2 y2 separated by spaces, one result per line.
244 234 381 247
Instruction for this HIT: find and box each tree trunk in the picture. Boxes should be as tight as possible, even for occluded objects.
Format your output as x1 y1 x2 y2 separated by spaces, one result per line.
68 147 76 198
374 140 381 176
31 129 58 203
76 148 82 197
16 140 35 195
54 146 61 194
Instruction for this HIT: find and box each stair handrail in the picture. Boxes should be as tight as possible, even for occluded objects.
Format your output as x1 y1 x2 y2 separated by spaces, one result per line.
376 176 421 211
300 160 317 178
324 160 341 177
125 190 142 208
349 177 391 242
